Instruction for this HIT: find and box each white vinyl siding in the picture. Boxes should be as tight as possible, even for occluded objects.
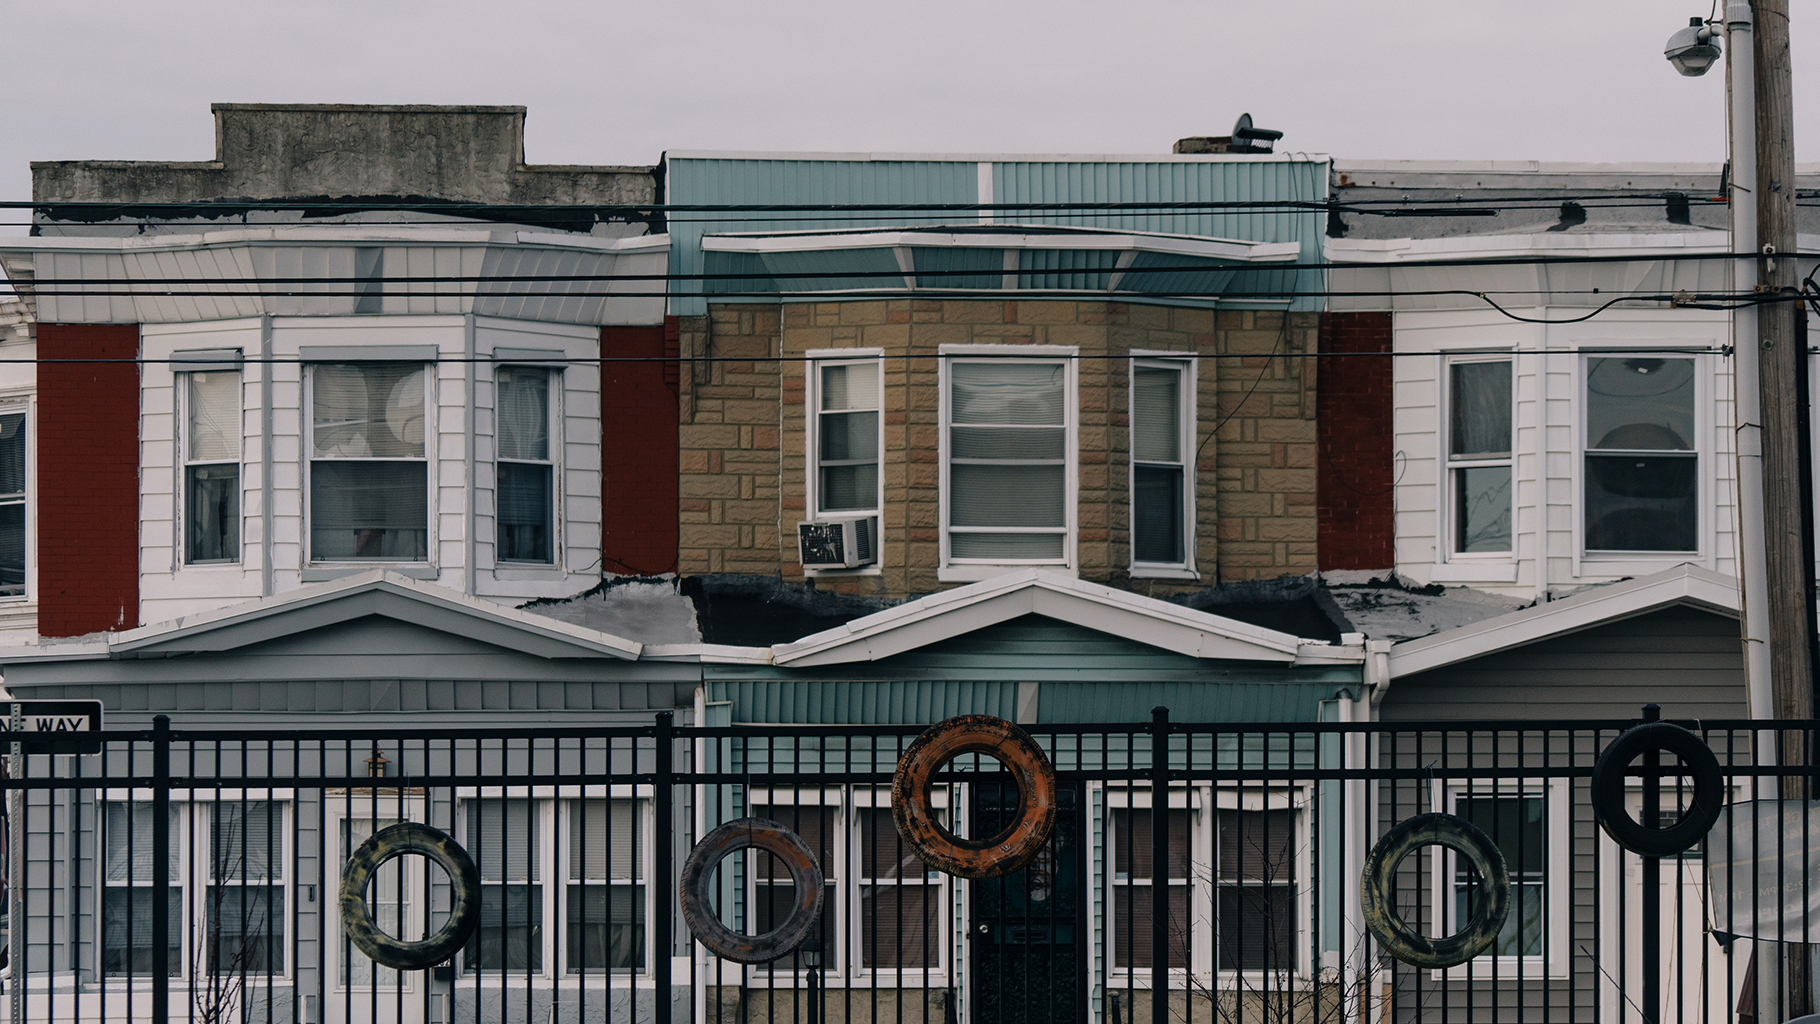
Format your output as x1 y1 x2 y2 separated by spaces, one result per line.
940 347 1078 576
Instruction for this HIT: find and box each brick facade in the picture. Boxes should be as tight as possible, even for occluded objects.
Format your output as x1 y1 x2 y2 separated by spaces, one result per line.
1315 311 1395 570
37 323 140 636
601 323 680 575
676 300 1318 596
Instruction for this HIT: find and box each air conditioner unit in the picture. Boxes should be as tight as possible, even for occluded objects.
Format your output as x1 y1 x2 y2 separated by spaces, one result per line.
798 517 878 569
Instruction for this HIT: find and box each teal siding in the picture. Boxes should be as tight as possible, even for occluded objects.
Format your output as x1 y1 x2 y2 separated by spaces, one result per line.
666 155 1328 314
912 246 1003 289
667 158 980 315
705 617 1359 726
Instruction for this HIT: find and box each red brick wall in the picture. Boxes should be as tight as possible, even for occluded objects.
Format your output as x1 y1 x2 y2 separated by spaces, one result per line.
37 323 140 635
1317 312 1395 570
600 322 680 575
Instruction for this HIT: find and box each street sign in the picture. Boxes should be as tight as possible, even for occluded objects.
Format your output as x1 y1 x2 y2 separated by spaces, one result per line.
0 700 103 751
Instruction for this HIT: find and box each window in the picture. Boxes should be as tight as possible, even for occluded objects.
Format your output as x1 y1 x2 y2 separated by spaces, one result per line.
309 362 428 562
183 371 241 563
466 798 542 972
1455 795 1546 957
566 799 644 972
496 367 555 564
858 806 941 970
339 817 406 988
1111 808 1190 970
0 410 23 596
812 359 882 517
1447 359 1513 555
206 801 284 974
1214 809 1294 972
943 356 1072 565
1584 356 1697 553
102 802 181 976
1130 359 1193 568
753 805 837 972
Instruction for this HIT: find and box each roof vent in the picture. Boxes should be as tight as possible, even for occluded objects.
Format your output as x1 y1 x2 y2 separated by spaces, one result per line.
1174 113 1283 155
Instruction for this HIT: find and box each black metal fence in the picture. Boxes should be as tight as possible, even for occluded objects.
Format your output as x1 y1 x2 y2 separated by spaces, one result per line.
0 708 1813 1024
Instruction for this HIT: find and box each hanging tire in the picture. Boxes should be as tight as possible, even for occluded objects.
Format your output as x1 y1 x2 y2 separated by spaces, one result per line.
1591 721 1724 857
1360 812 1511 969
891 715 1057 880
679 818 824 964
340 822 481 971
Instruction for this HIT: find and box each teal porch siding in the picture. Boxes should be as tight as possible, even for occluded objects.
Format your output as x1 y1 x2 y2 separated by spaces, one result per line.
702 678 1017 725
667 158 980 315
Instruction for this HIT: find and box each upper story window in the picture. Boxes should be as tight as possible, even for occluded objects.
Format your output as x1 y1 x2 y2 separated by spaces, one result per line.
1583 356 1697 553
309 363 428 562
1447 358 1513 555
496 367 556 564
1131 359 1194 570
811 358 882 517
0 409 25 597
182 371 241 564
942 354 1074 568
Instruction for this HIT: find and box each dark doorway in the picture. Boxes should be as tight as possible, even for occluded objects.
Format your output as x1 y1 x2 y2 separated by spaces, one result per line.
969 780 1086 1024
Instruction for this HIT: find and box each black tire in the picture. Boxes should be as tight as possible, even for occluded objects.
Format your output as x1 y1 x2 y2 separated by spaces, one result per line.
679 818 824 964
340 822 481 971
1360 813 1511 969
1591 721 1724 857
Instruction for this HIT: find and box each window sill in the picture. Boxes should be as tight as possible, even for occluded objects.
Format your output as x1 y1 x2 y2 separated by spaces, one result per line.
494 565 568 581
938 564 1076 583
303 565 438 582
1429 561 1518 583
804 564 882 578
1129 566 1199 581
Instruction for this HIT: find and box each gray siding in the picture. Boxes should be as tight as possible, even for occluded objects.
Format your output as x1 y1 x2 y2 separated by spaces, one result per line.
1382 606 1747 722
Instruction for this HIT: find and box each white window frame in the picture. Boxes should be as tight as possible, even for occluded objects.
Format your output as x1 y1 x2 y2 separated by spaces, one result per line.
1434 778 1570 981
1128 354 1197 579
177 369 244 566
100 797 294 986
937 344 1079 582
805 349 885 578
1575 351 1705 564
493 363 564 568
303 361 435 568
1438 354 1516 563
0 396 31 602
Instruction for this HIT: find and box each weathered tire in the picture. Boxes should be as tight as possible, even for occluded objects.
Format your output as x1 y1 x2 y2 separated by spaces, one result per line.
1361 813 1511 968
679 818 824 963
891 715 1056 880
340 822 480 971
1591 721 1724 857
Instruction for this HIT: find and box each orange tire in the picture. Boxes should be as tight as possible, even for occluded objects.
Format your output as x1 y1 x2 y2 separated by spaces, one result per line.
891 715 1056 880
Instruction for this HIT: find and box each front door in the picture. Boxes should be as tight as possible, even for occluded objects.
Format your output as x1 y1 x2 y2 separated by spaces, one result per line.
325 812 428 1024
969 781 1084 1024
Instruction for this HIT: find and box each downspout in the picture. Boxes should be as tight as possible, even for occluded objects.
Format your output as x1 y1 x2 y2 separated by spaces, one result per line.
260 314 274 597
1364 638 1393 709
465 313 477 596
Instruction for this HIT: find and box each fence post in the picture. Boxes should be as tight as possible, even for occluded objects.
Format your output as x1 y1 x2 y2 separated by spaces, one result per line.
1151 705 1169 1024
654 710 674 1024
151 714 171 1022
1641 704 1660 1024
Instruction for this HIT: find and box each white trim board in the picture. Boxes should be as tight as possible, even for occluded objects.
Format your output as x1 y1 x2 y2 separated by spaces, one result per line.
1386 563 1738 680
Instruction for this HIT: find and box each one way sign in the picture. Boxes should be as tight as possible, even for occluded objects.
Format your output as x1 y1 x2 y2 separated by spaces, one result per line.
0 701 103 750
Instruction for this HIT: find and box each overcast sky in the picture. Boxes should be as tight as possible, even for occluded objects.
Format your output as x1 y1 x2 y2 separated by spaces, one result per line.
2 0 1815 235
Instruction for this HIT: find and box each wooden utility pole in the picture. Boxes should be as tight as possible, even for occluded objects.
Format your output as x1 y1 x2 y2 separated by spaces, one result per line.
1752 0 1813 1013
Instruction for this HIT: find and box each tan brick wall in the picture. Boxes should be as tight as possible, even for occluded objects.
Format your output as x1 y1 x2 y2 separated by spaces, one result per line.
676 300 1317 595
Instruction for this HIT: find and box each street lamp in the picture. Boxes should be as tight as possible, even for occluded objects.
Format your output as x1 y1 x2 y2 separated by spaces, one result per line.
1664 17 1722 76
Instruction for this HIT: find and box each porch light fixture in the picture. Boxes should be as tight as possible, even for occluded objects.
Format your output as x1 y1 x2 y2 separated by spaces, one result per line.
1664 17 1721 76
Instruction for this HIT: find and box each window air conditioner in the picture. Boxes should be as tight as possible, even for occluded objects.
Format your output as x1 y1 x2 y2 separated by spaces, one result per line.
797 517 878 569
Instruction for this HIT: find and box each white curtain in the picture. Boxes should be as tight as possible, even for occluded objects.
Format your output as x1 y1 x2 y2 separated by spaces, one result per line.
497 367 550 462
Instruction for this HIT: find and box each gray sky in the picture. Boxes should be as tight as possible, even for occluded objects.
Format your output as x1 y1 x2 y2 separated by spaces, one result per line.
2 0 1815 234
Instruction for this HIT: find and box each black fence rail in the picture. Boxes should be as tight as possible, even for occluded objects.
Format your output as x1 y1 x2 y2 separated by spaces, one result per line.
0 709 1814 1024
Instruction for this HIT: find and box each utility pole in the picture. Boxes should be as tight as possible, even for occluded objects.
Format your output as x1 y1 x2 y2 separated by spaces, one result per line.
1751 0 1813 1014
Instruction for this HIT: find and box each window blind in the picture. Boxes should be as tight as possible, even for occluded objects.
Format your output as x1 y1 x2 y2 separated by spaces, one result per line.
106 802 179 883
187 371 241 463
212 801 281 881
312 363 425 459
569 800 641 881
469 799 540 883
1131 366 1181 464
948 362 1066 560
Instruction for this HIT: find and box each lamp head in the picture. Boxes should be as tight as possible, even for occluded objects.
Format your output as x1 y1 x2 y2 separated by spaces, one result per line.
1665 17 1721 76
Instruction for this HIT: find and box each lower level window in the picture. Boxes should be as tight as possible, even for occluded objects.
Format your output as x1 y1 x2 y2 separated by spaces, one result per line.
466 798 543 971
1455 794 1546 957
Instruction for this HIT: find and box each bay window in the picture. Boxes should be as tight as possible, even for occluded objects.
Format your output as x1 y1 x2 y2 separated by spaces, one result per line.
1130 359 1193 570
1583 356 1698 553
942 353 1074 568
309 362 428 562
183 371 241 564
496 366 555 564
1447 358 1513 555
